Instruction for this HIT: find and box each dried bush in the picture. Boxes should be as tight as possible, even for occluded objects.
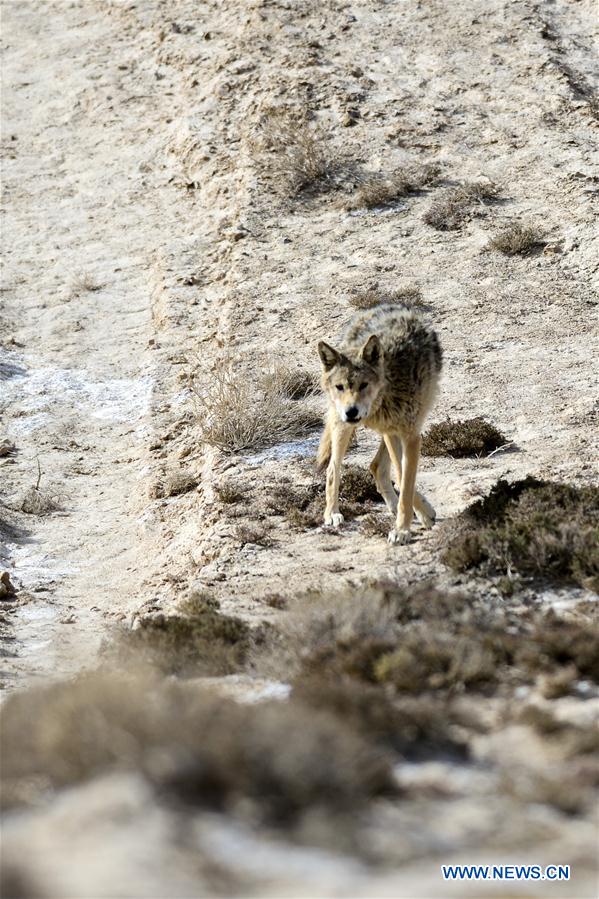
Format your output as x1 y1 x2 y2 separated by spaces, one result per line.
256 581 599 699
261 364 320 400
1 673 393 822
488 223 545 256
349 284 423 309
109 593 251 677
293 677 467 760
421 417 507 458
254 112 345 197
192 363 322 454
235 522 272 546
344 163 439 211
443 478 599 590
69 271 104 297
423 181 499 230
150 470 198 499
215 482 246 504
268 465 379 530
20 486 61 515
361 512 391 538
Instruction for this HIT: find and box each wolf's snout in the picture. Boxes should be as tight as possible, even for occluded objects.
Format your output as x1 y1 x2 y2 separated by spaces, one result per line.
345 405 360 422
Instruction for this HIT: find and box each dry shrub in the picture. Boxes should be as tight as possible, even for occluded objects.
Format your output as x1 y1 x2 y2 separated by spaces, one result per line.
349 284 423 309
344 163 439 211
192 363 322 454
423 181 499 230
256 581 599 700
421 417 507 458
235 522 272 546
254 111 345 197
215 482 246 504
109 593 251 677
69 271 104 296
443 478 599 590
488 223 545 256
361 512 390 538
150 470 198 499
268 465 379 529
20 486 60 515
1 672 392 822
261 364 320 400
293 677 467 760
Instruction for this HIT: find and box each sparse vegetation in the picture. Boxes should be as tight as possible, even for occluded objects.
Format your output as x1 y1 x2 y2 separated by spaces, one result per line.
257 581 599 702
215 481 246 504
192 363 322 454
421 417 507 458
361 512 391 538
349 284 423 309
261 364 320 400
109 592 251 676
488 223 545 256
69 271 104 296
150 470 198 499
268 466 380 529
443 478 599 590
344 163 439 211
423 181 499 230
235 522 272 546
1 672 393 822
254 111 346 198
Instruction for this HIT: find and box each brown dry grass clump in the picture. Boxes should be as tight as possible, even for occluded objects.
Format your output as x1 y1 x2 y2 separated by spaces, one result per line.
269 465 380 529
261 364 319 400
69 271 104 296
215 481 246 504
421 417 507 458
488 223 545 255
344 163 439 211
150 470 198 499
443 477 599 590
109 593 251 677
423 181 499 230
257 582 599 700
361 512 391 538
20 485 61 515
1 673 393 823
293 677 467 760
254 111 346 198
349 284 423 309
192 363 322 454
235 522 272 546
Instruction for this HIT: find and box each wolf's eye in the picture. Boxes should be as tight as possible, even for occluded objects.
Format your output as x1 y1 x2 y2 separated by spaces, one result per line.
359 382 368 391
335 384 344 392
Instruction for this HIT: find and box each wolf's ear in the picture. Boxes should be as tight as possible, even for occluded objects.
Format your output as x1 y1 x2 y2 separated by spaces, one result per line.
360 334 381 365
318 341 340 371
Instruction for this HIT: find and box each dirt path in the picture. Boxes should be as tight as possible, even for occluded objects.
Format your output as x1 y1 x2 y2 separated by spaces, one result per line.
0 1 171 686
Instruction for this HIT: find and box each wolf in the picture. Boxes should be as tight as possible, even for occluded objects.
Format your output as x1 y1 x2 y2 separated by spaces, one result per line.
317 304 442 544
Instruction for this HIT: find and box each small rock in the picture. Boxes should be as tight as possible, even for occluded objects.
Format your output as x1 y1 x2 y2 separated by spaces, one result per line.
0 440 16 457
0 571 17 599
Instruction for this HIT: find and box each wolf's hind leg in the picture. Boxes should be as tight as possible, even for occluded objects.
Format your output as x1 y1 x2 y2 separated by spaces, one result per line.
370 439 398 514
324 423 354 527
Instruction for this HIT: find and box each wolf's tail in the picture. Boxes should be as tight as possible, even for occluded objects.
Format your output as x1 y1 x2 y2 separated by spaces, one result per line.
316 418 331 471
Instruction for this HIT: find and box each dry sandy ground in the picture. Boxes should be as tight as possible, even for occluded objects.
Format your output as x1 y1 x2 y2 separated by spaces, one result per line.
1 0 598 897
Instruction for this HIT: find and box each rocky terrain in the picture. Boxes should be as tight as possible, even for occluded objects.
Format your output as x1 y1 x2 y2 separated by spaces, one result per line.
1 1 597 897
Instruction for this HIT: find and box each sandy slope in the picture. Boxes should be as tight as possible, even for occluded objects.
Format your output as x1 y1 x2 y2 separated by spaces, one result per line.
1 0 598 896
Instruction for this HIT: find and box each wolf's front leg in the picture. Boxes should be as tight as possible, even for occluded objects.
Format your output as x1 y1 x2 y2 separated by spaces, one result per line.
385 432 420 544
324 423 354 526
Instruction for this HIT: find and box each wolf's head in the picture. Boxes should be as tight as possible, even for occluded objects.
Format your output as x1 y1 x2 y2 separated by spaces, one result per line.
318 335 383 424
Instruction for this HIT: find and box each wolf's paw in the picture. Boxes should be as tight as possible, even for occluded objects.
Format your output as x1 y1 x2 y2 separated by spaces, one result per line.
416 499 436 529
387 528 412 545
325 512 345 527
